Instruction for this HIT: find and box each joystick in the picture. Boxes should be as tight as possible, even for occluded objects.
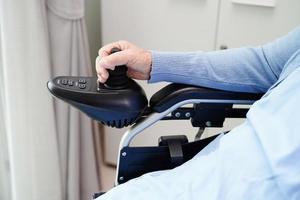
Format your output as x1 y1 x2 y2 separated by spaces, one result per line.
47 48 148 128
104 48 129 89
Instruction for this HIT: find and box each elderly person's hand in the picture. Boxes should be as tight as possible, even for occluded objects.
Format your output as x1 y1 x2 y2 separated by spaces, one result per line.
96 40 152 83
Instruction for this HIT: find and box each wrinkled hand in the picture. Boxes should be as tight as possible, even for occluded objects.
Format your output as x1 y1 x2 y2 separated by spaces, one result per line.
96 40 152 83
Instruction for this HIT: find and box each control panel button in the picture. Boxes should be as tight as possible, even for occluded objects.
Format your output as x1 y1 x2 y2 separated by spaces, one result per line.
79 79 86 84
61 79 68 85
68 80 74 86
78 84 86 89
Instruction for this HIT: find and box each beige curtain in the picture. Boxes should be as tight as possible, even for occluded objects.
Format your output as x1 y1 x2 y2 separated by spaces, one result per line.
47 0 101 199
0 0 101 199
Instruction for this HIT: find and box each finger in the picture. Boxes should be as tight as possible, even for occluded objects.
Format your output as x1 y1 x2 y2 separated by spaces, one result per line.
96 54 113 73
100 50 131 70
98 42 122 59
97 66 109 83
98 40 130 59
99 66 109 80
97 73 103 82
98 76 105 83
95 55 104 75
98 45 113 59
98 74 106 83
97 74 102 83
95 55 101 72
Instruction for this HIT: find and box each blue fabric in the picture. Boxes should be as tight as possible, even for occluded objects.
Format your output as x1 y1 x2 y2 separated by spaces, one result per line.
98 26 300 200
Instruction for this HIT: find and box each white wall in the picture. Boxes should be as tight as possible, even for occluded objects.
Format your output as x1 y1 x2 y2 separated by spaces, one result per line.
85 0 102 73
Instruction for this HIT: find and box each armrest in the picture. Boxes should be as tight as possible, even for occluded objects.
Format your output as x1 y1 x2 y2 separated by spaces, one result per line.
149 83 263 113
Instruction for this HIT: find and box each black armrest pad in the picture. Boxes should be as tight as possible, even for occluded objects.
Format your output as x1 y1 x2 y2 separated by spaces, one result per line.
150 83 263 113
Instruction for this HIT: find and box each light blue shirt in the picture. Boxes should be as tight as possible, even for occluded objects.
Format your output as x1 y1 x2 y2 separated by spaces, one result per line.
98 26 300 200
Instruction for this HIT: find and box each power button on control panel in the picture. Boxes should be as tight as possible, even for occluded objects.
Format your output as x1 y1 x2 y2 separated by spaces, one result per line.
79 79 86 84
61 79 68 85
78 84 86 89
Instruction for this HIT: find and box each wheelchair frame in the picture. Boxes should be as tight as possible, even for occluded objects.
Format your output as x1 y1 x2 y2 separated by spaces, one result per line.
115 98 257 185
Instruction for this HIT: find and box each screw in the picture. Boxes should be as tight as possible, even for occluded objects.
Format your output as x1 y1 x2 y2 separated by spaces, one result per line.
121 152 127 157
220 44 228 50
205 121 212 127
175 112 181 118
185 112 191 118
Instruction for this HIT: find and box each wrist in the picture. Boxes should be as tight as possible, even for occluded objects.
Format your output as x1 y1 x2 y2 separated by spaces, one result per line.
145 50 152 80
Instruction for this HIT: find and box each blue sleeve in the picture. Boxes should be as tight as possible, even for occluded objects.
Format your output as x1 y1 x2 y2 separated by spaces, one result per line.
148 26 300 93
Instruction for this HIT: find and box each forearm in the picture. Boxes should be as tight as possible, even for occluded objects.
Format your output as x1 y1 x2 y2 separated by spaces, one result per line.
149 47 276 93
149 26 300 93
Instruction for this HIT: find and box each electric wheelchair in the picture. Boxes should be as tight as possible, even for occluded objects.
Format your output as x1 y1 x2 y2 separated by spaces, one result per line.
47 48 263 199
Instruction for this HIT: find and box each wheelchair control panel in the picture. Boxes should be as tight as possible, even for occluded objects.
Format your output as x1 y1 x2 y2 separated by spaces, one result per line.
48 48 148 128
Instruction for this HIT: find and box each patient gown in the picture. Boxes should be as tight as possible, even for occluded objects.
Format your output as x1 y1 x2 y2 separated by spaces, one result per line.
97 26 300 200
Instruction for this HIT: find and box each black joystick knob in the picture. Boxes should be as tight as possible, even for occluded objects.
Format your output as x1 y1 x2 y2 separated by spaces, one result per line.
105 48 129 89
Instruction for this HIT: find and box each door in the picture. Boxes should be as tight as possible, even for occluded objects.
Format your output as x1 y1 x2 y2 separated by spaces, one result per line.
216 0 300 49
